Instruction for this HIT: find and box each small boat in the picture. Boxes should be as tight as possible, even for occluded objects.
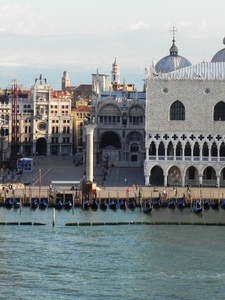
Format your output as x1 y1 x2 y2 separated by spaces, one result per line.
55 197 63 210
210 200 219 209
64 199 72 210
91 199 99 210
142 199 152 213
153 198 161 208
128 198 136 209
109 199 117 210
5 198 13 208
83 199 89 210
31 198 39 209
168 198 176 209
119 199 127 209
39 198 48 209
203 199 210 210
14 198 21 209
192 199 203 214
177 198 186 209
221 199 225 209
100 199 108 210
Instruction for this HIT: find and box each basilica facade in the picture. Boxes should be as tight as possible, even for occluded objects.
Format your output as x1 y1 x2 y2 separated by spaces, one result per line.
89 59 146 168
144 36 225 188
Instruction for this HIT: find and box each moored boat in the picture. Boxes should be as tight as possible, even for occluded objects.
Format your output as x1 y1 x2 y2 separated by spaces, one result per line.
14 198 21 209
221 199 225 209
177 197 186 209
31 198 39 209
64 199 72 210
100 199 108 210
142 199 152 213
91 199 99 210
5 198 13 208
39 198 48 209
128 198 136 209
203 199 210 210
153 198 161 208
168 198 176 209
55 197 63 210
210 199 219 209
83 199 89 210
119 199 127 209
192 199 203 214
109 199 117 210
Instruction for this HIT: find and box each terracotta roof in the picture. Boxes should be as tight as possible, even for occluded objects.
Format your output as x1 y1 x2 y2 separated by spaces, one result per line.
72 105 90 112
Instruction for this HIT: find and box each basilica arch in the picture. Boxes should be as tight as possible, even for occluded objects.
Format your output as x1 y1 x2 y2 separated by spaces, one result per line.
99 131 121 167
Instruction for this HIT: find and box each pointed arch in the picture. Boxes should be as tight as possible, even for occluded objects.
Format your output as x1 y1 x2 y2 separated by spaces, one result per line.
158 141 165 156
167 141 174 157
220 142 225 157
202 141 209 157
184 141 191 156
176 141 182 157
211 142 217 157
149 141 156 156
170 100 185 120
193 142 200 157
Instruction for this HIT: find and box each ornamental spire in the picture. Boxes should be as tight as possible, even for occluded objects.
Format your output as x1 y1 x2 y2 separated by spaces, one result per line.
169 26 178 56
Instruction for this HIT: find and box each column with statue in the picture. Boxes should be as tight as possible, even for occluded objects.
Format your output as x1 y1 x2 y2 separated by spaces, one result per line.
82 115 97 201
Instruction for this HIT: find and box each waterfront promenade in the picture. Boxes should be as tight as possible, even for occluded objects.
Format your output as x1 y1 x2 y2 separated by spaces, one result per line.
1 154 225 200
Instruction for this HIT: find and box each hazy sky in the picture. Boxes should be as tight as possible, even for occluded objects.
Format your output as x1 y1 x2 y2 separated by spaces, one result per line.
0 0 224 90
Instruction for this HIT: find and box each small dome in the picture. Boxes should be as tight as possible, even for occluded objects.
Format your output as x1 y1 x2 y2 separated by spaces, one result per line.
211 38 225 62
169 39 178 55
155 38 191 73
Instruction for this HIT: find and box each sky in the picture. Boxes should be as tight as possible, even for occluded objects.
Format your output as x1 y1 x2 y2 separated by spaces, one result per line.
0 0 224 90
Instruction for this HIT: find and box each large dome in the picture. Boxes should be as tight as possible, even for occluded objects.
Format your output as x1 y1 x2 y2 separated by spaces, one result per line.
211 38 225 62
155 38 191 73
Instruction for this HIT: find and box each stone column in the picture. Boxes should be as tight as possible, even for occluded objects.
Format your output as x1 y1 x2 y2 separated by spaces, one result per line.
84 124 97 181
216 175 220 188
164 173 168 187
146 147 149 161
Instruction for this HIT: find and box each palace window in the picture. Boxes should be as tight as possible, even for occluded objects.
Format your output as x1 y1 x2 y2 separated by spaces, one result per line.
170 100 185 120
214 101 225 121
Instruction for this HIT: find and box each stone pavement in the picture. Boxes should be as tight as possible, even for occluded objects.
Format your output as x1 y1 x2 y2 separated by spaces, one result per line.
4 155 225 200
19 155 145 188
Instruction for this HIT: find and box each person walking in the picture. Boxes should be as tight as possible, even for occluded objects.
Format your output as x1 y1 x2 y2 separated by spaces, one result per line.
126 187 130 195
124 178 127 185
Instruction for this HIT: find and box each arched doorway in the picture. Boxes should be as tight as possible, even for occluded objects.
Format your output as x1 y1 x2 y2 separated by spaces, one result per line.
99 131 121 166
100 131 121 148
36 138 47 155
150 166 164 186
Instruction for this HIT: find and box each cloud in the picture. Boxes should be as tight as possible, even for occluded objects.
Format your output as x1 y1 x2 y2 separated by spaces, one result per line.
0 4 41 35
129 20 148 30
201 19 207 29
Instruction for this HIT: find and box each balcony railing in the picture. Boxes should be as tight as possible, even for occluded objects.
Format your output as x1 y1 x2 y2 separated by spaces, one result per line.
148 155 224 162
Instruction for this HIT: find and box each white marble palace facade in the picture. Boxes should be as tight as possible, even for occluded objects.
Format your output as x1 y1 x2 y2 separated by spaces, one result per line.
144 38 225 188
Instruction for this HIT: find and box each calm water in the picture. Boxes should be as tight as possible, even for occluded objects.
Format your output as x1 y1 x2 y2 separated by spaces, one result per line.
0 207 225 300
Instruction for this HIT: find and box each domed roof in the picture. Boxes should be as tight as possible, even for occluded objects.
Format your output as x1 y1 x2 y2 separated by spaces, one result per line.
155 38 191 73
211 38 225 62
